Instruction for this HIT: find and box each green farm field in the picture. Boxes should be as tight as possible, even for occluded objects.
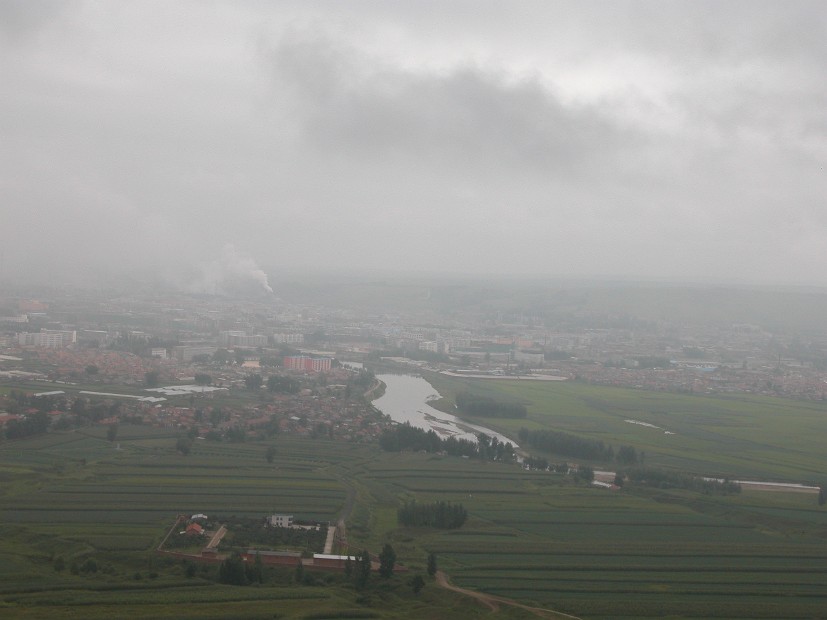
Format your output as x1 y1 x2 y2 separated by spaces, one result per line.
359 451 827 619
0 430 550 619
1 423 826 618
425 372 827 483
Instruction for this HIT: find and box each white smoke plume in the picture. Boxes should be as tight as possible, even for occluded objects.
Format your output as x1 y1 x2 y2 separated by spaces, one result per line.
192 244 274 297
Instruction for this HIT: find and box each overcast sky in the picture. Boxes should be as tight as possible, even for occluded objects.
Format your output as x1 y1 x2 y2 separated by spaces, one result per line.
2 0 825 290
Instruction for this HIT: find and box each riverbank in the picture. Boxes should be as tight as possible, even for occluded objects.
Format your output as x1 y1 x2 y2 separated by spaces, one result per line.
372 373 517 447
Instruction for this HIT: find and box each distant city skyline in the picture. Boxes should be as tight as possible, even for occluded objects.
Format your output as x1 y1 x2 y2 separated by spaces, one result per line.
2 1 825 286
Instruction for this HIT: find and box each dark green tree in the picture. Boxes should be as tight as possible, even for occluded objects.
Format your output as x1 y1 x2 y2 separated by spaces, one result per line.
378 543 396 578
213 349 231 364
397 500 467 529
144 370 160 388
106 423 118 442
411 574 425 595
576 465 594 484
5 411 50 439
353 549 371 589
267 375 300 394
265 445 276 464
252 552 264 584
617 445 638 465
226 426 246 442
71 397 88 416
819 487 825 506
194 373 212 385
427 552 437 577
245 374 263 390
218 552 248 585
209 407 225 426
175 436 192 456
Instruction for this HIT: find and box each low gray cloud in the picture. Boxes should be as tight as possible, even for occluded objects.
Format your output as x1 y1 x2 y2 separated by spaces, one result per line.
1 1 825 286
271 34 627 176
0 0 73 43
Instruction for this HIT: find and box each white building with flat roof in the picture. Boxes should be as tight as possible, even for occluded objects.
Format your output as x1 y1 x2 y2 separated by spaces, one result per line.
17 329 76 348
273 332 304 344
268 514 293 528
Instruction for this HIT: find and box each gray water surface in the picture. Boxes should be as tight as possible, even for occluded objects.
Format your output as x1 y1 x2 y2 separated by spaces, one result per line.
374 373 518 447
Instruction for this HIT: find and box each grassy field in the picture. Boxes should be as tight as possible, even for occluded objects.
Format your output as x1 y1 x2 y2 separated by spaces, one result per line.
0 430 549 619
425 372 827 483
361 451 827 619
1 422 825 618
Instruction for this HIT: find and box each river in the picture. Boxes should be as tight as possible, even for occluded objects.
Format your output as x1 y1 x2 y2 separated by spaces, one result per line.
373 373 518 447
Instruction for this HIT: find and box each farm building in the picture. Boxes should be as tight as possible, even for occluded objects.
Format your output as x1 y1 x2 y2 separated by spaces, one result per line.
185 523 204 536
268 514 293 528
313 554 359 569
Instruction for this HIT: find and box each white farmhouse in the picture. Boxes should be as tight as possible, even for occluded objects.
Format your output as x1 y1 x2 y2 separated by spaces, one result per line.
268 514 293 528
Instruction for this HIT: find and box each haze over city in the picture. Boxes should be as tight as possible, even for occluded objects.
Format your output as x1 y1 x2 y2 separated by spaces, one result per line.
2 0 826 289
3 4 827 616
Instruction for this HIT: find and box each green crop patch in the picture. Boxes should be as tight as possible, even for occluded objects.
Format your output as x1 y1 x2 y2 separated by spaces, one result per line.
1 427 825 619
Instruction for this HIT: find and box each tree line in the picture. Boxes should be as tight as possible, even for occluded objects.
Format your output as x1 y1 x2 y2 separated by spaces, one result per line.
397 500 467 529
455 392 527 418
4 410 50 439
625 467 741 495
241 374 301 394
379 422 516 462
518 427 641 465
218 551 263 585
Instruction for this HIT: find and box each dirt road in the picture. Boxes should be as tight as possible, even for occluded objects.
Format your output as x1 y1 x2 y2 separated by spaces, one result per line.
323 524 336 554
435 571 581 619
205 525 226 549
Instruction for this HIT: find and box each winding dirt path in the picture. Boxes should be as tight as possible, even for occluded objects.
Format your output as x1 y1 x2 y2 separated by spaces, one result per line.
435 571 581 619
157 514 185 551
